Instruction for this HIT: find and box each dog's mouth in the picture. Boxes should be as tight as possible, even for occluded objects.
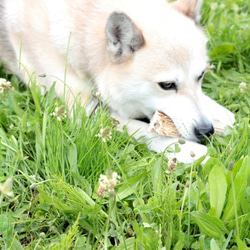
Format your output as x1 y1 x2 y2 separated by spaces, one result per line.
133 110 223 142
145 110 219 142
136 116 151 124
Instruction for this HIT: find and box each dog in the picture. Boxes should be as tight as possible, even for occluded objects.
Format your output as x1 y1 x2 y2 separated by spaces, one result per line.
0 0 234 163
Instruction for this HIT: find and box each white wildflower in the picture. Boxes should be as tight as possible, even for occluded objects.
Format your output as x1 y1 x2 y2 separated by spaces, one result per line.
168 157 177 170
95 91 102 98
97 169 120 197
165 170 171 175
96 126 112 142
239 82 248 93
51 105 67 121
97 185 106 197
0 78 14 93
207 64 216 71
0 177 14 198
39 232 46 239
29 175 36 181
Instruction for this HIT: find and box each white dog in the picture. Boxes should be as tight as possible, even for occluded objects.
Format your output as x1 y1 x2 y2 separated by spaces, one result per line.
0 0 234 162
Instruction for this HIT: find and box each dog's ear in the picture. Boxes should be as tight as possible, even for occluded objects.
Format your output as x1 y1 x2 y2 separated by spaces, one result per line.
106 11 145 63
172 0 203 24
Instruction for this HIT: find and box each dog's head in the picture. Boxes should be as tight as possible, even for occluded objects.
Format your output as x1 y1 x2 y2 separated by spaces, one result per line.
97 0 214 141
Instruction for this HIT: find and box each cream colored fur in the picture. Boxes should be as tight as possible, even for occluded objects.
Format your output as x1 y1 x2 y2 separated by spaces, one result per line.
0 0 235 163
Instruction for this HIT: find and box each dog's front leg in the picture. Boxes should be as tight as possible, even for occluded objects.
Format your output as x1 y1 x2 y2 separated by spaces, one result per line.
201 94 235 130
111 111 207 163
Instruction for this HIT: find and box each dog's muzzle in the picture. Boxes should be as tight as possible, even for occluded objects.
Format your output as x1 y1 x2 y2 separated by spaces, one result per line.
194 122 214 141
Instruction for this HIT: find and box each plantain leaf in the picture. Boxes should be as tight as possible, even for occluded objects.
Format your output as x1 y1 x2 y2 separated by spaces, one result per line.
192 211 229 239
236 236 249 250
222 156 250 222
209 165 227 218
210 239 220 250
210 43 234 60
117 172 148 200
174 231 184 250
151 159 163 194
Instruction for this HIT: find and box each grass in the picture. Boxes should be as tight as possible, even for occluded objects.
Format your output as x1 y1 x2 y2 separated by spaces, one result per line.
0 0 250 249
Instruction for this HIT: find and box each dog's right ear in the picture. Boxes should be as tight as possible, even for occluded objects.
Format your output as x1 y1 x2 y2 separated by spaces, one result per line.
172 0 203 24
106 11 145 63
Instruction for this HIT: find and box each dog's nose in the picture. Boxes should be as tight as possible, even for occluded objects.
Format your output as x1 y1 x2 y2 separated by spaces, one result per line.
194 123 214 141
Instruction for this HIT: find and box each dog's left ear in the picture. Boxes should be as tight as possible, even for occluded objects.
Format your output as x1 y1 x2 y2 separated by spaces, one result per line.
106 11 145 63
172 0 203 24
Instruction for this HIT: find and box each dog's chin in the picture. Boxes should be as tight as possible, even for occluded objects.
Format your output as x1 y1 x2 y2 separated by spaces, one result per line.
170 124 200 142
181 130 210 143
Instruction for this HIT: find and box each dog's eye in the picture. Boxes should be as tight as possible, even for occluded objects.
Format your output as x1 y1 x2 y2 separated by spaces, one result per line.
158 82 177 91
197 71 205 81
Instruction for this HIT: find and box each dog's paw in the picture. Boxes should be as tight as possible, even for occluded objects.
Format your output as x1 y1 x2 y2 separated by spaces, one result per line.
110 112 208 164
172 140 208 164
214 108 235 133
166 140 208 164
147 135 208 164
202 95 235 133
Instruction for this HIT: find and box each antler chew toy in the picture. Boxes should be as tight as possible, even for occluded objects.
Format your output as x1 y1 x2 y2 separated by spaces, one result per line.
147 110 225 138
